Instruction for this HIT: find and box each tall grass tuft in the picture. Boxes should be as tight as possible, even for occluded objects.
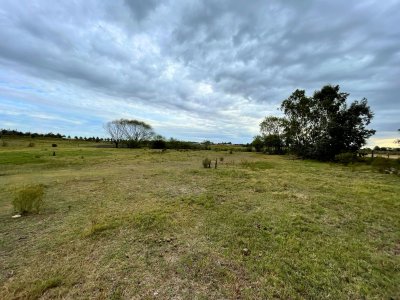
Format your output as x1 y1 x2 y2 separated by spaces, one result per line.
12 184 45 215
202 158 211 168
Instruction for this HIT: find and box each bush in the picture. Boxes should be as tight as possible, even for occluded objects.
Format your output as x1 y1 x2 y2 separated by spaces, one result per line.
335 152 356 165
28 142 35 147
150 139 167 149
202 158 212 168
370 157 399 174
1 140 8 147
52 144 57 147
219 157 224 162
12 184 45 215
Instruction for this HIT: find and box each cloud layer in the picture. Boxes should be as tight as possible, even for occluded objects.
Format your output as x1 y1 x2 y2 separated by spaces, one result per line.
0 0 399 144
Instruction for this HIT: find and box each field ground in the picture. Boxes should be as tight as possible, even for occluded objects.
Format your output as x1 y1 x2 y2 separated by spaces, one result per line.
0 138 399 299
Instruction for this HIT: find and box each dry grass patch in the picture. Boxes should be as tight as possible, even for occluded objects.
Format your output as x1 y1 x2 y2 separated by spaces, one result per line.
0 140 399 299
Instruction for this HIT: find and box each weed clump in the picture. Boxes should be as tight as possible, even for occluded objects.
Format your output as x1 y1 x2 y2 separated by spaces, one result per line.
335 152 356 165
202 158 212 168
1 140 8 147
28 142 35 147
369 157 400 174
12 184 45 215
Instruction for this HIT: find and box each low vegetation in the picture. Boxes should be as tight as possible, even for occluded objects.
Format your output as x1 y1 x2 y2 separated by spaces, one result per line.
12 184 45 215
202 157 212 168
0 137 399 299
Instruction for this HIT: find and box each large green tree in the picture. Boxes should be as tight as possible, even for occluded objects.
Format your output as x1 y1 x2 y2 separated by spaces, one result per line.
259 116 286 154
280 85 375 160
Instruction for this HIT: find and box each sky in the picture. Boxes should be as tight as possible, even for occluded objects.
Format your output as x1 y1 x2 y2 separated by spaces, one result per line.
0 0 399 146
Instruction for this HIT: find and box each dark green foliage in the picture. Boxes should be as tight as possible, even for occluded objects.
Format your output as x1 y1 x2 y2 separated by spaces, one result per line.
166 138 203 150
251 135 264 152
150 139 167 149
12 184 45 214
280 85 375 160
260 116 285 154
263 134 284 154
0 128 65 138
334 152 357 165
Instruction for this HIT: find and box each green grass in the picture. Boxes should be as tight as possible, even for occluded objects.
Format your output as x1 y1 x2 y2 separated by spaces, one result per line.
0 138 399 299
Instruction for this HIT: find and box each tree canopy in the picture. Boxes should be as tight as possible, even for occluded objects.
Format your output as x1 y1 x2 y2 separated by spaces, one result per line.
104 119 154 148
259 85 375 160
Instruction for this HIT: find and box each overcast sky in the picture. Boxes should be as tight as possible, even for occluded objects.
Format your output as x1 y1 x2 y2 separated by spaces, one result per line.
0 0 399 145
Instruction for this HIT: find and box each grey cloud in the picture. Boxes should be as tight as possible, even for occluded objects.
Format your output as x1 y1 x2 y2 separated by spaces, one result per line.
124 0 162 22
0 0 399 142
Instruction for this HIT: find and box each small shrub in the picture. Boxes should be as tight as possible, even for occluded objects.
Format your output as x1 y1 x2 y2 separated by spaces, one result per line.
12 184 45 215
52 144 57 147
335 152 356 165
202 158 212 168
28 142 35 147
219 157 224 162
1 140 8 147
229 150 233 154
150 139 167 149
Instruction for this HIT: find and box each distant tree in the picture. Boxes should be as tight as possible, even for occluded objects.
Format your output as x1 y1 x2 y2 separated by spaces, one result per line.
202 140 212 150
259 116 286 154
280 85 375 160
260 116 285 137
104 120 125 148
119 119 154 148
252 135 264 152
264 134 284 154
104 119 154 148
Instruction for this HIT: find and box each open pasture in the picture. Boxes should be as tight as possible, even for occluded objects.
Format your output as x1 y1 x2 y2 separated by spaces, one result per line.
0 139 399 299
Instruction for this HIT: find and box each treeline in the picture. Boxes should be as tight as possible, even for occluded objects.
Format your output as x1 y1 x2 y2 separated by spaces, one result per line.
0 129 107 142
0 129 65 139
0 127 235 150
104 118 216 150
253 85 376 161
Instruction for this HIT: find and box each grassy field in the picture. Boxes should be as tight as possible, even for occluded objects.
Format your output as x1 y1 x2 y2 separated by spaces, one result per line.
0 138 399 299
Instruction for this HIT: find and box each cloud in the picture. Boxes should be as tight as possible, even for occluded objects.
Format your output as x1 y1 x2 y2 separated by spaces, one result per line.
0 0 399 143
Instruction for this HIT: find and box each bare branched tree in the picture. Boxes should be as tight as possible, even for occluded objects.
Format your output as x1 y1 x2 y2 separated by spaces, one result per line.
104 119 154 148
120 119 154 147
104 120 124 148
